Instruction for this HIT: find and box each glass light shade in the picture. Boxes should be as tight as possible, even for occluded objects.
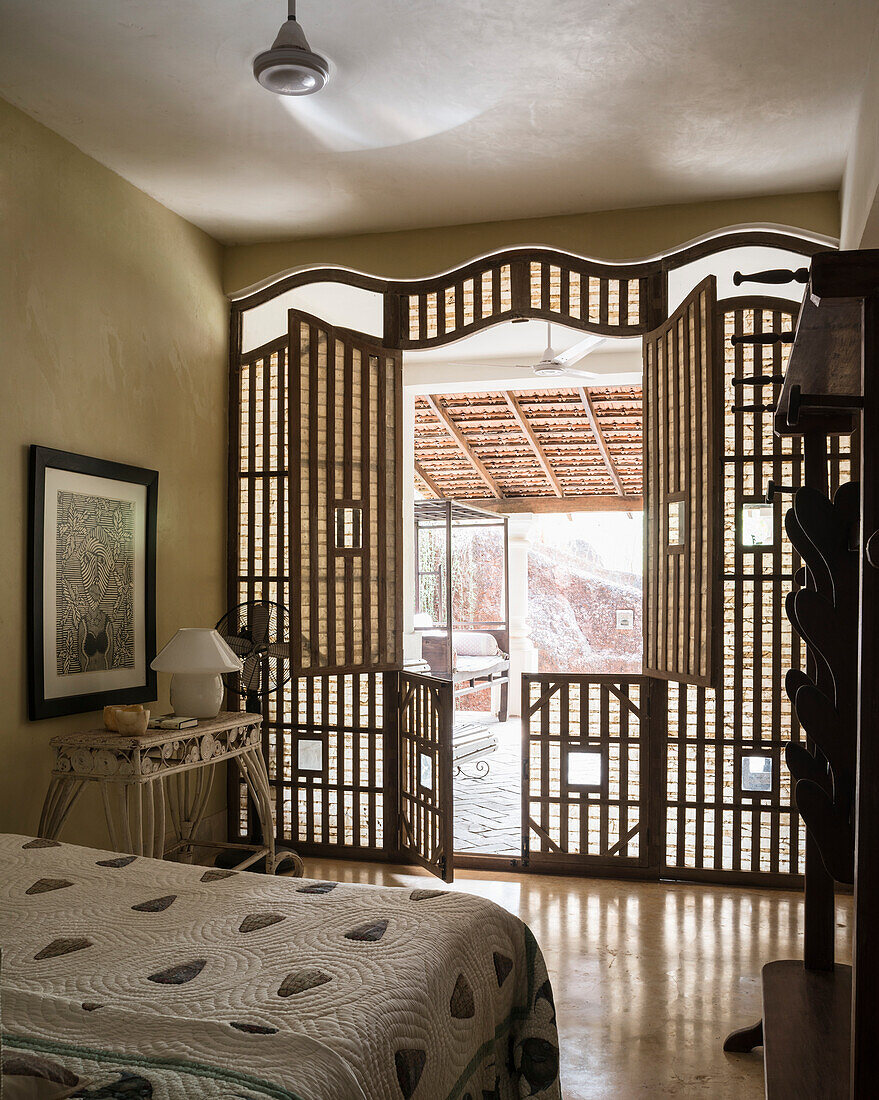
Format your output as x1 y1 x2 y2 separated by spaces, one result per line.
151 628 241 674
255 56 325 95
253 19 329 96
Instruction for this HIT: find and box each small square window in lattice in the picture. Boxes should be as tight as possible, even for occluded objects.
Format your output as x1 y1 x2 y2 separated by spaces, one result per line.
419 752 434 790
334 505 363 550
668 500 685 547
567 750 603 789
741 754 772 794
298 738 323 773
741 503 774 549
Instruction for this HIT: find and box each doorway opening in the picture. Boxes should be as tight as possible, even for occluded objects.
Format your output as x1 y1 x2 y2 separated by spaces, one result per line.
406 362 643 861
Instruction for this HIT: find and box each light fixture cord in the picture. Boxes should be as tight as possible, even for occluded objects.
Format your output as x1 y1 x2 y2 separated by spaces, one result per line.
288 0 296 20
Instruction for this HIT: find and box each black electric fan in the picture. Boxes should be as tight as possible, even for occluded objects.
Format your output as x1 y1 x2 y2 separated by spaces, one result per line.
214 599 301 874
216 599 293 714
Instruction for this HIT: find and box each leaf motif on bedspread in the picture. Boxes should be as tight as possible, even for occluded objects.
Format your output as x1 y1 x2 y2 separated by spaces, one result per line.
534 978 556 1025
25 878 73 894
277 969 332 997
344 919 388 942
200 869 237 882
96 856 137 868
493 952 513 987
146 959 206 984
22 838 61 848
34 937 92 960
229 1021 279 1034
449 973 475 1019
131 895 177 912
296 881 337 894
515 1037 560 1094
239 912 286 933
2 1051 80 1087
71 1070 154 1097
409 889 447 901
393 1048 426 1099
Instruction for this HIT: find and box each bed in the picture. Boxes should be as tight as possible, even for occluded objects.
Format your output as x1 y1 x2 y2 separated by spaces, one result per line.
0 834 561 1099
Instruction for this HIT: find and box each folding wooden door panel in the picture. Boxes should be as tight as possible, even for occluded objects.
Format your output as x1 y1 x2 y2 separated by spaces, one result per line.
643 276 721 687
522 675 654 873
230 310 402 856
397 671 455 881
286 309 402 673
662 297 852 882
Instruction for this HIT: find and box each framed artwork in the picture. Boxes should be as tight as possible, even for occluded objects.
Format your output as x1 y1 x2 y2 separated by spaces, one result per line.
28 446 158 720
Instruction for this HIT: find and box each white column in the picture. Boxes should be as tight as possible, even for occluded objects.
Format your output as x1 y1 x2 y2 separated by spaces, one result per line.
507 513 538 716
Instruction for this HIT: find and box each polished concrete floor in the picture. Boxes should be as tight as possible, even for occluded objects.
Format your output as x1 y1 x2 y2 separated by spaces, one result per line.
301 855 853 1100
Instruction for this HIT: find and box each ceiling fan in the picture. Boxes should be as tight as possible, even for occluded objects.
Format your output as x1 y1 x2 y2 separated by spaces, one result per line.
253 1 330 96
511 323 606 379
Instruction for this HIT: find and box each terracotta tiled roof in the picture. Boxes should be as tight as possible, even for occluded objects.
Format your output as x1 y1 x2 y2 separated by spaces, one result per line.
414 385 642 501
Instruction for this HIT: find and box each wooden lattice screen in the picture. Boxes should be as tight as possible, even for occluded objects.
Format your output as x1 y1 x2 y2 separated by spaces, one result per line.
229 234 831 878
235 672 393 857
523 675 654 872
232 315 402 671
398 671 454 881
230 310 402 855
392 249 659 349
643 276 720 687
663 298 852 882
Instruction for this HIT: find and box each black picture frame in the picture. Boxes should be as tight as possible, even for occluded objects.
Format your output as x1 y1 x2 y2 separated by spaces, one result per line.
28 445 158 720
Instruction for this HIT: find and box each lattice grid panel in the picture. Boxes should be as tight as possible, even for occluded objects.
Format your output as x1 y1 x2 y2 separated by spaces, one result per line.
400 251 651 348
236 671 387 853
231 313 401 854
663 302 852 877
524 676 646 866
643 278 717 686
234 322 400 674
399 672 453 879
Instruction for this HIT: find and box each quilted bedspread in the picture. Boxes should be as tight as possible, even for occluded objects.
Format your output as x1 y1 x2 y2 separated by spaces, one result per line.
0 834 562 1099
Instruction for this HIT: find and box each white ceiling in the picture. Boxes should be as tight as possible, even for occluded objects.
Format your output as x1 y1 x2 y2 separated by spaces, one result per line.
403 323 643 395
1 0 876 245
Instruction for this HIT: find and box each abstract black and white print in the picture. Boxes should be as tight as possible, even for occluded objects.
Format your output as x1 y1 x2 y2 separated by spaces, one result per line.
55 491 135 676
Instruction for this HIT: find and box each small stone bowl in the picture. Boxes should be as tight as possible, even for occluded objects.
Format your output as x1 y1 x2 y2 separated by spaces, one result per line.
115 708 151 736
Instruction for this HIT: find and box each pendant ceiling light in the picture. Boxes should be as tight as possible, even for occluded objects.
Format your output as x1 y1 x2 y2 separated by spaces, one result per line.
253 1 329 96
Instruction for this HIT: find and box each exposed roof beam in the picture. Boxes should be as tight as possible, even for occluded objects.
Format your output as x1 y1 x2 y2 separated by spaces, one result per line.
577 387 626 497
425 394 504 499
414 461 444 499
502 391 564 497
475 495 642 514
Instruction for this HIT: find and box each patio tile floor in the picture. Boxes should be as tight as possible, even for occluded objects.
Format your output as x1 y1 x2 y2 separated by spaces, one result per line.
453 715 522 856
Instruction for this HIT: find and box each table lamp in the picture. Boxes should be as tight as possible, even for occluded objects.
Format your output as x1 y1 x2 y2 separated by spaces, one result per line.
150 628 242 718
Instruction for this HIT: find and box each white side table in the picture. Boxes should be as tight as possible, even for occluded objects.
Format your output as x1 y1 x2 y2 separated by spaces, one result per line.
38 711 298 873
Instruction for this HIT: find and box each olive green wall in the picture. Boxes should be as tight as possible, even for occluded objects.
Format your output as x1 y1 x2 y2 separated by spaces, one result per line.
0 97 229 848
223 190 839 294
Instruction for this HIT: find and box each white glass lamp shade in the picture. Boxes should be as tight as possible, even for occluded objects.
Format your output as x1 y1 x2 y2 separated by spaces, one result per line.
151 629 241 674
151 629 241 719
